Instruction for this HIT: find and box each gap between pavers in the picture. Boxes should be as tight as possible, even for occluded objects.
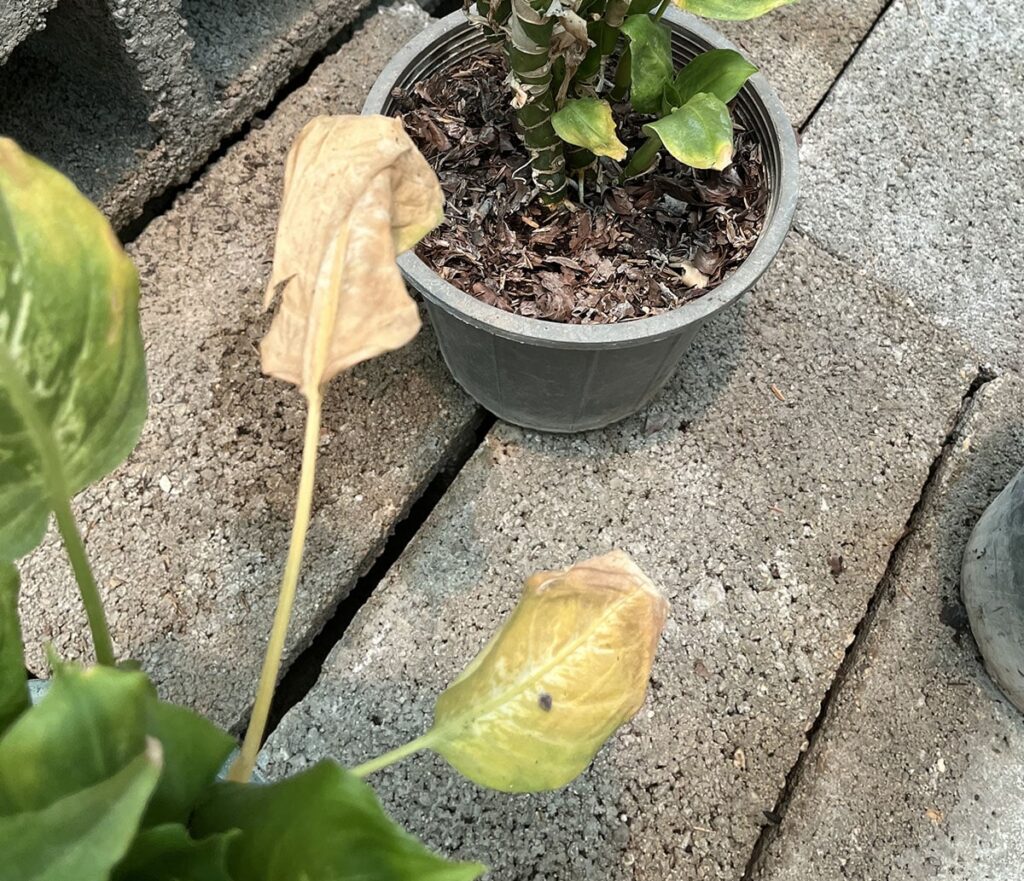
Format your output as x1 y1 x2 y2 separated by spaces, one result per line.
260 231 977 881
15 3 484 733
754 374 1024 881
717 0 889 126
797 0 1024 371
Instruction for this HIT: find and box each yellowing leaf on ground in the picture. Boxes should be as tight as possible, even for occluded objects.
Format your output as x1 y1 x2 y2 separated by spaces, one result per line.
428 551 668 792
260 115 444 398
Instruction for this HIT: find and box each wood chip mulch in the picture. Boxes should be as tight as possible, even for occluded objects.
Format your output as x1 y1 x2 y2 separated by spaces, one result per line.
394 51 768 325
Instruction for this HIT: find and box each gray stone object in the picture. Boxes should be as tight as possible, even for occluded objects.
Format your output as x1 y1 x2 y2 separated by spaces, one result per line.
963 467 1024 714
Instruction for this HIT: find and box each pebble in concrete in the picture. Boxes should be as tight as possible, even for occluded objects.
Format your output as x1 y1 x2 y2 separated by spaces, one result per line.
16 4 480 732
755 376 1024 881
799 0 1024 370
718 0 888 125
262 233 976 880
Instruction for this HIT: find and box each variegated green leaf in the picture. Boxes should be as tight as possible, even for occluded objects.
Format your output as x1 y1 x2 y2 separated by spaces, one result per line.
673 49 758 106
0 139 147 562
552 98 628 160
674 0 797 20
621 15 674 115
644 92 734 170
427 551 668 793
0 562 28 736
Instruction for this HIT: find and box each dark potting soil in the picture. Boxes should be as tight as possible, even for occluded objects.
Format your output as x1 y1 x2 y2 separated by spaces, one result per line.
392 51 769 325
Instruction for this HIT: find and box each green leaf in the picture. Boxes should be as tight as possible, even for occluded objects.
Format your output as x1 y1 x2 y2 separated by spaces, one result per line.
621 15 674 115
0 562 28 736
0 744 161 881
0 663 151 814
644 92 734 170
193 761 485 881
672 48 758 105
142 699 236 828
112 823 236 881
552 99 628 161
0 138 147 562
427 551 668 793
674 0 797 20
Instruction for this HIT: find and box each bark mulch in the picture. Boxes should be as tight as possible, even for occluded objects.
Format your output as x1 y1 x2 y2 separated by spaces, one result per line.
395 50 768 325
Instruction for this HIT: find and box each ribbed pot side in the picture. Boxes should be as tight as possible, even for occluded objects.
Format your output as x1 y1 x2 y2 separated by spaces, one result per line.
364 8 799 433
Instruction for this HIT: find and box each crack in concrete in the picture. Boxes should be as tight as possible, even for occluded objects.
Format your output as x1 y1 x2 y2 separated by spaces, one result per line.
239 409 494 741
798 0 898 135
740 364 998 881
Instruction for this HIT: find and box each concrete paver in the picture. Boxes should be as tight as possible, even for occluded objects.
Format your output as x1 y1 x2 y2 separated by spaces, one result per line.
755 375 1024 881
16 3 481 732
719 0 888 126
261 232 976 880
799 0 1024 370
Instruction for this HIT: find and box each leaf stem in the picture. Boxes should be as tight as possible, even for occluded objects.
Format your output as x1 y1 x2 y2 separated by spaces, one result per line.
229 387 323 783
654 0 672 22
0 342 115 666
620 133 662 180
351 731 441 779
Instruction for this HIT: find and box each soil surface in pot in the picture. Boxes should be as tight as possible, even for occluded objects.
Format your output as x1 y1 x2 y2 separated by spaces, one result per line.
393 51 768 325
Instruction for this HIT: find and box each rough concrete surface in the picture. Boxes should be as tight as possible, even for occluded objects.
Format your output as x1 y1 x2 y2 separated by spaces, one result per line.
0 0 378 227
718 0 888 126
755 375 1024 881
799 0 1024 370
262 232 977 880
0 0 58 63
16 4 480 732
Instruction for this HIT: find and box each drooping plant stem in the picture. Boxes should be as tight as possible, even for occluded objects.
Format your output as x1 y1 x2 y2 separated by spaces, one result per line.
507 0 566 202
230 387 323 783
620 133 661 179
351 730 442 779
0 343 115 667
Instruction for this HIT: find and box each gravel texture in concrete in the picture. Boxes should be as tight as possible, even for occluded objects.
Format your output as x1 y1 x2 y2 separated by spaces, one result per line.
799 0 1024 369
719 0 888 126
16 4 480 732
0 0 377 228
261 232 976 880
0 0 59 63
755 375 1024 881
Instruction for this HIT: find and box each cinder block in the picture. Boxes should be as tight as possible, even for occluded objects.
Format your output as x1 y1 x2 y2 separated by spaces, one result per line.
0 0 378 227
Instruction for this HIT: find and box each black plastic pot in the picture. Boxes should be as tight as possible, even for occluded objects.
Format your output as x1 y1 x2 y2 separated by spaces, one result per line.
364 8 799 433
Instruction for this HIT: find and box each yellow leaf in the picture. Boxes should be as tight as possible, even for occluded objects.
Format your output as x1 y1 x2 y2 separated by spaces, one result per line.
260 115 444 398
429 551 668 792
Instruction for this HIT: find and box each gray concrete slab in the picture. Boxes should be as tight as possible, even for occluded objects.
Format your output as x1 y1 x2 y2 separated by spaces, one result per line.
261 232 977 880
0 0 58 64
798 0 1024 370
755 375 1024 881
719 0 888 126
16 3 481 732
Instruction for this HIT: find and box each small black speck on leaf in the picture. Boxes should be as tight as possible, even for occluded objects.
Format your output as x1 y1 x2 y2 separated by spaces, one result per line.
538 692 553 712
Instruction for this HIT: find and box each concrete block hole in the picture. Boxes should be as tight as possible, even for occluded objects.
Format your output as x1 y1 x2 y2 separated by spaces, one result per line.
0 0 156 202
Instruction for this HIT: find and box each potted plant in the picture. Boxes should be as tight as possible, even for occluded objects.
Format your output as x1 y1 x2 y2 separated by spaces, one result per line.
363 0 799 432
0 124 669 878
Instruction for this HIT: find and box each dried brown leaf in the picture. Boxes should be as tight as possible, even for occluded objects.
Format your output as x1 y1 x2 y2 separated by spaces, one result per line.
261 115 444 397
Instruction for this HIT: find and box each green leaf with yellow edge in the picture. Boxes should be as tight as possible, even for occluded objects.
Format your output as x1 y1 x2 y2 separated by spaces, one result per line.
674 0 797 20
0 744 162 881
427 551 668 793
673 48 758 106
0 562 28 736
0 139 147 563
644 92 734 170
621 15 674 115
552 99 628 161
192 761 485 881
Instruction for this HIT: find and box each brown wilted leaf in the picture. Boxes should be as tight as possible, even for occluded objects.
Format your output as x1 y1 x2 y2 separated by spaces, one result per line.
261 115 444 397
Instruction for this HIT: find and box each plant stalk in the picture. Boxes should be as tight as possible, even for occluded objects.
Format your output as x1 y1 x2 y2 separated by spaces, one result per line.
653 0 672 21
351 730 441 779
0 343 115 666
620 133 661 180
507 0 567 202
229 387 323 782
